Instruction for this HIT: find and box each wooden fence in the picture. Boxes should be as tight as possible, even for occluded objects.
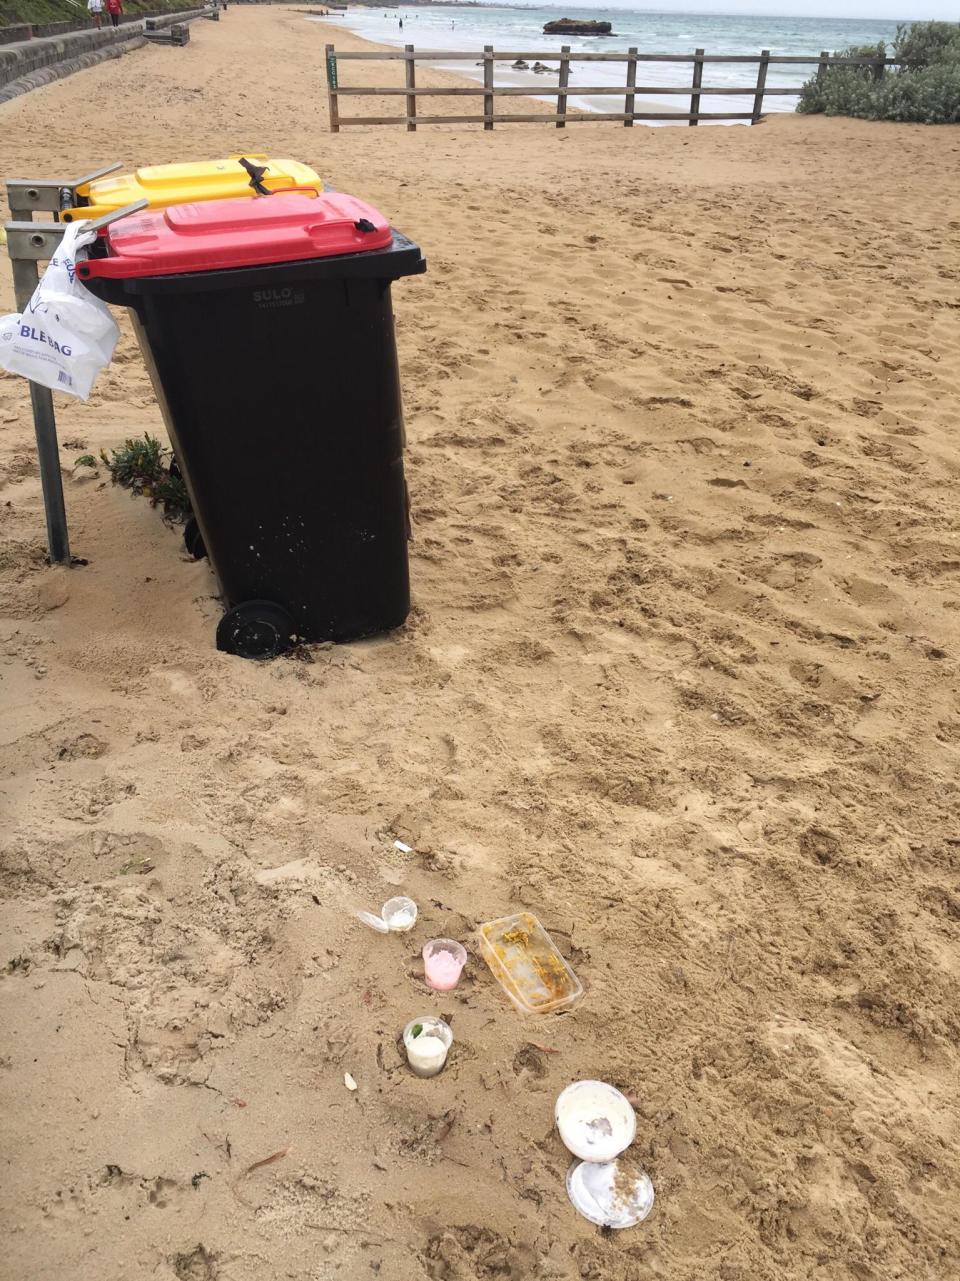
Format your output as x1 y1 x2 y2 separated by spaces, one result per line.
324 47 900 131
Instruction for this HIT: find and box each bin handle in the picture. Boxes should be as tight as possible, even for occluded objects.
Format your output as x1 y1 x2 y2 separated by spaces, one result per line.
238 157 272 195
237 157 322 200
266 185 321 199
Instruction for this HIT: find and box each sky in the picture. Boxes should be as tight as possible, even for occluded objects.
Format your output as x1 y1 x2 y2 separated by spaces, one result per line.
556 1 954 19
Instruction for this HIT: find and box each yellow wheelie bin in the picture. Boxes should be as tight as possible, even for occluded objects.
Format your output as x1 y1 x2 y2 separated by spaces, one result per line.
61 154 322 222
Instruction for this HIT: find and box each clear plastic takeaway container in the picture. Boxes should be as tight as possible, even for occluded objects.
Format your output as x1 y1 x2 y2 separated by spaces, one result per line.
478 912 583 1015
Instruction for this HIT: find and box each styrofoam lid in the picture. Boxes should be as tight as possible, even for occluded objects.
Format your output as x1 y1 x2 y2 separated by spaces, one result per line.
566 1159 655 1229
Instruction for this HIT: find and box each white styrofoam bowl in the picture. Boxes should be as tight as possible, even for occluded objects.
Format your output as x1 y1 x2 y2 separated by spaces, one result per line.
555 1080 637 1163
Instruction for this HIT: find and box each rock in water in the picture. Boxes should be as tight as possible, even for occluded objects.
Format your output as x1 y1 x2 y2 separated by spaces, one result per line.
543 18 613 35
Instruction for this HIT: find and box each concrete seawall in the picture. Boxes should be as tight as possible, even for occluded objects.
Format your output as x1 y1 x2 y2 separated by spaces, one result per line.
0 24 146 98
0 29 148 104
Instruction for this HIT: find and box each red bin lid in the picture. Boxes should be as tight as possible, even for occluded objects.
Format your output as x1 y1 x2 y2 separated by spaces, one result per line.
80 190 395 280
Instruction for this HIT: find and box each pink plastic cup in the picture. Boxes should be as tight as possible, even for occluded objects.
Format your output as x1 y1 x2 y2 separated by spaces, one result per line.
423 938 467 991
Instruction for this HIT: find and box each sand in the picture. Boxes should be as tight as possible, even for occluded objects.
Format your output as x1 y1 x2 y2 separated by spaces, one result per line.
2 8 960 1280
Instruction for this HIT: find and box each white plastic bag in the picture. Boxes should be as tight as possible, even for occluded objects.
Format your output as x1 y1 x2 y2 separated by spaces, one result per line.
0 221 119 401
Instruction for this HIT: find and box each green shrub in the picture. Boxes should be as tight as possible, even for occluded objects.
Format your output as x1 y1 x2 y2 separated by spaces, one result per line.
842 41 887 62
893 20 960 72
797 21 960 124
100 433 192 523
797 43 884 116
872 62 960 123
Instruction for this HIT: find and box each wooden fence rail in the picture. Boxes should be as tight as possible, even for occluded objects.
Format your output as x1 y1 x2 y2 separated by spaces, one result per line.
324 47 901 131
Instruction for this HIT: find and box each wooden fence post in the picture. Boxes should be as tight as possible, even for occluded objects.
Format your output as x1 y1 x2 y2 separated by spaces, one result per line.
405 43 416 131
752 48 769 124
872 52 885 82
325 44 339 134
483 45 494 130
690 47 703 125
556 45 571 128
624 45 637 126
816 49 829 83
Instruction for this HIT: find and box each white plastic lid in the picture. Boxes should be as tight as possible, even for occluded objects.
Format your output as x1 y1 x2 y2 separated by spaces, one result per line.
356 909 389 934
566 1158 655 1229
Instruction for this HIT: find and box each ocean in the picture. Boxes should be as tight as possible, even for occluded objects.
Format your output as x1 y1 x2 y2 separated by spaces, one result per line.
314 6 903 123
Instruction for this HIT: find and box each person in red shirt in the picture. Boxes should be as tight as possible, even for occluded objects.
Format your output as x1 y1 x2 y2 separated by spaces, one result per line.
105 0 122 27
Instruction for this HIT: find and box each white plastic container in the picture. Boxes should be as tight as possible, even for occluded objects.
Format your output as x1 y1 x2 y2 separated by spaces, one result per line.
403 1016 453 1078
555 1081 636 1162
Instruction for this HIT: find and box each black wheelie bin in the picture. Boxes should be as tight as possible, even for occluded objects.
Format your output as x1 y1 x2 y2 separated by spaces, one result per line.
80 190 425 658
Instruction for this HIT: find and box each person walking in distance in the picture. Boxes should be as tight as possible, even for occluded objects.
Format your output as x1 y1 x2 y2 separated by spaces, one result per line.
105 0 122 27
87 0 103 28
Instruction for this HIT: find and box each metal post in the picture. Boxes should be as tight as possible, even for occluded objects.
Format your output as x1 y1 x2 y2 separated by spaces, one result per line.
9 255 70 564
4 166 121 564
3 198 147 566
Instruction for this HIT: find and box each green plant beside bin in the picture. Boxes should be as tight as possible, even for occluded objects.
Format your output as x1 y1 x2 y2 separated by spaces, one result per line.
85 433 192 524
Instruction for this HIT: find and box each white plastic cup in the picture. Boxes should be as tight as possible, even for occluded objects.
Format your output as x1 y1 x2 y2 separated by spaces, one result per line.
356 895 418 934
422 938 467 991
403 1016 453 1078
382 896 417 932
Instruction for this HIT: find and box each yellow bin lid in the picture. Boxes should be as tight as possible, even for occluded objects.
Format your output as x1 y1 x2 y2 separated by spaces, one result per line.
62 154 322 222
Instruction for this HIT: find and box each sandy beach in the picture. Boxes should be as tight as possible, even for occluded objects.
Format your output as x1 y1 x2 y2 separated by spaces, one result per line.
2 7 960 1280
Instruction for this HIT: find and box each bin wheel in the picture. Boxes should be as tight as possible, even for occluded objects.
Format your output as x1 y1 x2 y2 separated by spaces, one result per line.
183 516 207 560
216 600 294 660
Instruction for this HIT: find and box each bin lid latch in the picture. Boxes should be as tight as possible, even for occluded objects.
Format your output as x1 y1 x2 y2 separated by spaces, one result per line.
238 157 271 197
